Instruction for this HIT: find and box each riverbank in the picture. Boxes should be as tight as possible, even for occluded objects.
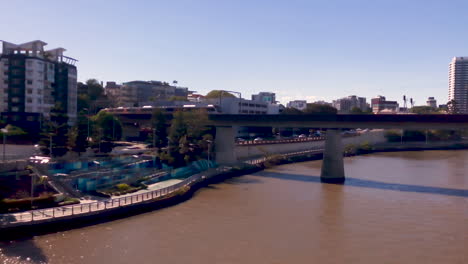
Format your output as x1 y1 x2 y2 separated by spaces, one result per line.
1 140 466 238
0 165 262 239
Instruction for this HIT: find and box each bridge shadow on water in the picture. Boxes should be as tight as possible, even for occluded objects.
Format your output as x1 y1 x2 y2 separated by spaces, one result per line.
0 239 48 263
252 171 468 198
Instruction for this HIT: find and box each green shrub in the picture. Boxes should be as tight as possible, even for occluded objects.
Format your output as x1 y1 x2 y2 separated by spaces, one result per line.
344 144 357 156
385 130 402 142
356 141 373 154
116 183 130 191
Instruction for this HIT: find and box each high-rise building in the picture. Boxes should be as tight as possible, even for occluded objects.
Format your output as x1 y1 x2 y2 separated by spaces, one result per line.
426 97 437 108
0 40 77 125
449 57 468 113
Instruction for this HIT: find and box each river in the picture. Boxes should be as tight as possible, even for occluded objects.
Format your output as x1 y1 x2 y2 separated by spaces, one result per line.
1 150 467 264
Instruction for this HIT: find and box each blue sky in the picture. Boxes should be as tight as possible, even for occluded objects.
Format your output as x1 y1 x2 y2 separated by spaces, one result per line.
2 0 467 105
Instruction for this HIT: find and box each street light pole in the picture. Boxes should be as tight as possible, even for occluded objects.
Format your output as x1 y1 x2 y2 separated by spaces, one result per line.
153 128 156 168
31 173 34 209
1 128 7 162
49 133 52 157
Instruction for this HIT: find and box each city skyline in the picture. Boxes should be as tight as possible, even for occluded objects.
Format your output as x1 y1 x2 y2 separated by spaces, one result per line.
2 0 468 105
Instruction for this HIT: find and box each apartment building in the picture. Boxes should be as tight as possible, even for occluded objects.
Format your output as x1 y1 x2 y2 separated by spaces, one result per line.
0 40 77 125
449 57 468 113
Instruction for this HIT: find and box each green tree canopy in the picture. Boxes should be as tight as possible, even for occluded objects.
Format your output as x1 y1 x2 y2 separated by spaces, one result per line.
350 107 363 114
86 79 105 101
281 107 304 115
411 106 439 114
0 125 27 136
447 99 458 114
161 109 212 167
205 90 236 99
168 96 189 101
92 111 122 141
303 104 337 115
150 109 168 149
68 112 90 154
39 103 70 157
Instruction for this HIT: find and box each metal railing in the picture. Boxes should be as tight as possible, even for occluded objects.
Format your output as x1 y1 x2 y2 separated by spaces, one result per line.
0 168 227 227
245 148 324 165
236 137 326 146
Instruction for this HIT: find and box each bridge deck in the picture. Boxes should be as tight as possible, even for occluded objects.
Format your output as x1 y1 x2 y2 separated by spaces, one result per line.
208 114 468 129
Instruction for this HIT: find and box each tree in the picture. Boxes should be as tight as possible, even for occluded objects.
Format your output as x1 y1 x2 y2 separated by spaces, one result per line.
303 103 337 114
68 111 90 154
162 110 187 167
447 99 458 114
150 109 168 150
350 107 363 114
86 79 105 101
411 106 439 114
92 111 122 141
40 103 70 157
205 90 236 99
78 79 113 114
168 96 189 101
281 107 303 115
161 109 212 167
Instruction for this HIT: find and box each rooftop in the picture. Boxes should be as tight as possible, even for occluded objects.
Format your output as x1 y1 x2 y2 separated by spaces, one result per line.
0 40 77 65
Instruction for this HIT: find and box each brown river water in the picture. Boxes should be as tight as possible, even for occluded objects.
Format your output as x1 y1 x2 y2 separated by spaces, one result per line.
1 150 467 264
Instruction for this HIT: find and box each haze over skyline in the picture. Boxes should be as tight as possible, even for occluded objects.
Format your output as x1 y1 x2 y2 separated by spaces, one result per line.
2 0 467 105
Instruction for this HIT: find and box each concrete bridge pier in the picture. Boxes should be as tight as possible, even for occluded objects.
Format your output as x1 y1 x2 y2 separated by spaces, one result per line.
215 126 237 164
320 129 345 183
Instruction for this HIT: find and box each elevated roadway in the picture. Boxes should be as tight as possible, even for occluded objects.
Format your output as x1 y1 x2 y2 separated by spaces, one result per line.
209 114 468 183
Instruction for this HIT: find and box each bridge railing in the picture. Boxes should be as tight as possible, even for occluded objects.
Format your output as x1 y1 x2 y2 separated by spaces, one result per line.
237 136 326 146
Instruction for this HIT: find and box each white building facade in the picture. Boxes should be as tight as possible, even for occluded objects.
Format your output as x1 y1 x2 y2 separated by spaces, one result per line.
449 57 468 113
0 40 77 124
426 97 437 108
286 100 307 111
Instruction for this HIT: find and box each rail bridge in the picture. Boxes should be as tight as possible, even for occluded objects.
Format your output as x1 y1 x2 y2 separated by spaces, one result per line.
208 114 468 183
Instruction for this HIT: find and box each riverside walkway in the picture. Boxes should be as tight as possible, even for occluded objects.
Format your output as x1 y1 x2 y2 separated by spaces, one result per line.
0 167 229 229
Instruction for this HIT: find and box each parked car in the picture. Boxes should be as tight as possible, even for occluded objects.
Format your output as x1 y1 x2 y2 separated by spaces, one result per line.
298 134 307 138
253 137 263 142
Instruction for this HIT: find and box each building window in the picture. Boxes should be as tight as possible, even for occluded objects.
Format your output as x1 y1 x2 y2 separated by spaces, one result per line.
27 89 33 94
27 80 33 85
27 116 34 121
3 80 7 84
11 97 20 103
12 107 19 112
27 97 32 103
